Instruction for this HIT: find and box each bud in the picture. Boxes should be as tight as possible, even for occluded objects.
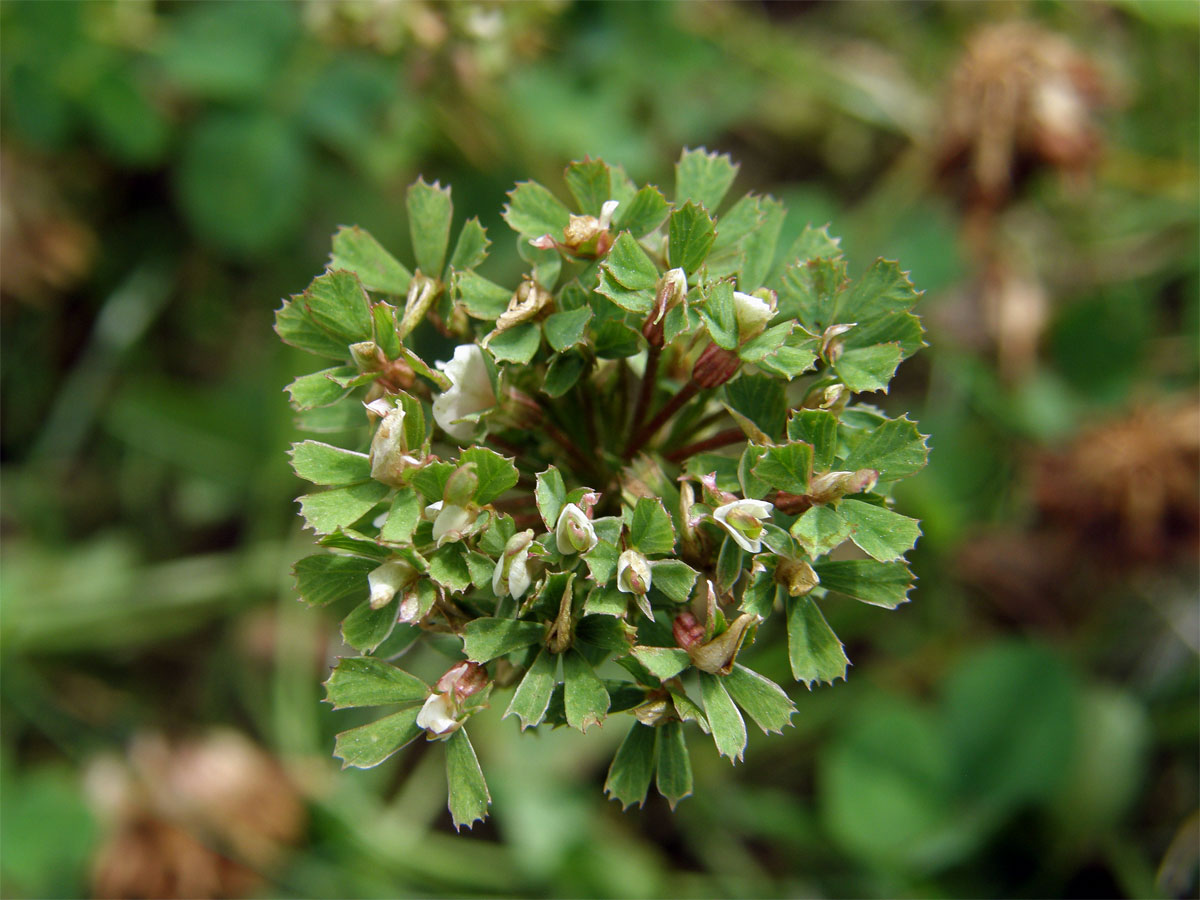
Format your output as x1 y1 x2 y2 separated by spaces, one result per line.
367 559 417 610
417 662 491 737
350 341 383 372
368 403 417 487
443 462 479 508
672 611 705 650
712 499 774 553
492 529 535 601
644 267 689 346
633 697 671 727
487 279 553 340
555 503 597 554
686 612 760 675
431 503 474 545
398 273 440 338
808 469 879 505
692 342 741 388
732 289 777 341
617 549 652 596
775 557 820 597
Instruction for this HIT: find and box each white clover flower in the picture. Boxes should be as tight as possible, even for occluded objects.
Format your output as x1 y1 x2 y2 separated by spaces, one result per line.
616 549 652 595
598 199 619 231
555 503 598 554
416 692 458 734
712 498 775 553
367 559 416 610
368 403 418 486
432 344 495 442
431 503 473 545
492 530 535 601
732 290 776 341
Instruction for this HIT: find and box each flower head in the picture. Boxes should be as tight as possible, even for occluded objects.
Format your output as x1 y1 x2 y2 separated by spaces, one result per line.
432 344 495 442
712 498 774 553
367 559 417 610
416 662 489 737
492 530 535 601
555 503 598 554
616 549 652 596
733 289 777 341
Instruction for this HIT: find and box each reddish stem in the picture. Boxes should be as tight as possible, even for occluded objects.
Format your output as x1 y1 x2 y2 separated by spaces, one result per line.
624 380 701 460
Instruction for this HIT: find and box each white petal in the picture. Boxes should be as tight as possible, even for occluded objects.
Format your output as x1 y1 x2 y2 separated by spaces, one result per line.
416 693 458 734
555 503 597 554
508 547 532 600
432 504 472 543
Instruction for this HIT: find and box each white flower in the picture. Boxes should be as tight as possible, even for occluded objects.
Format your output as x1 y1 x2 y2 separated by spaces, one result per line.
432 344 495 442
367 559 415 610
712 498 774 553
732 290 776 341
368 403 417 486
555 503 597 554
598 199 619 231
492 530 535 600
432 503 473 545
416 692 458 734
616 550 652 595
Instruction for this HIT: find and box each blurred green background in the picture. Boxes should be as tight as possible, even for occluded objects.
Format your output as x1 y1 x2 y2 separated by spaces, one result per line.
1 1 1197 897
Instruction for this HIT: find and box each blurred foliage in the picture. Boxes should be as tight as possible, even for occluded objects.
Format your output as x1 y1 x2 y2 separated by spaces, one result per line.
0 0 1196 898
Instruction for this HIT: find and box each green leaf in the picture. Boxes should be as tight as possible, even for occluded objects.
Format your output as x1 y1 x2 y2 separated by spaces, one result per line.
575 615 635 653
715 535 743 595
739 196 786 292
699 672 747 763
603 231 659 291
330 225 411 295
534 466 566 530
838 258 921 322
701 280 738 350
333 707 423 769
465 551 495 590
341 596 398 653
613 185 670 238
298 481 389 534
565 158 610 216
629 497 675 556
838 499 921 562
725 374 786 440
318 530 392 560
596 267 655 316
371 302 402 358
724 664 796 734
751 443 811 497
604 722 657 809
675 147 738 212
589 295 642 357
583 540 620 585
564 650 610 732
841 310 926 359
779 256 847 331
410 461 454 502
668 202 716 274
787 409 839 470
275 270 373 358
834 344 904 393
486 322 542 364
740 567 779 619
445 728 491 830
755 334 820 380
542 351 587 397
379 488 421 544
631 646 691 680
738 321 793 363
455 271 511 320
449 217 490 272
505 648 557 730
293 554 373 607
814 559 915 609
791 505 851 558
463 618 545 662
325 657 429 709
429 545 472 592
843 416 929 482
290 441 370 486
649 560 698 603
655 720 693 810
285 366 357 409
787 596 848 686
459 447 518 504
784 223 843 266
711 193 764 253
406 177 452 276
544 306 593 352
585 584 628 617
503 180 570 238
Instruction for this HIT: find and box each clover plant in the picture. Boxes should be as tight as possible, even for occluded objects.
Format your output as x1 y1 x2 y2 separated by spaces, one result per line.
277 149 929 828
